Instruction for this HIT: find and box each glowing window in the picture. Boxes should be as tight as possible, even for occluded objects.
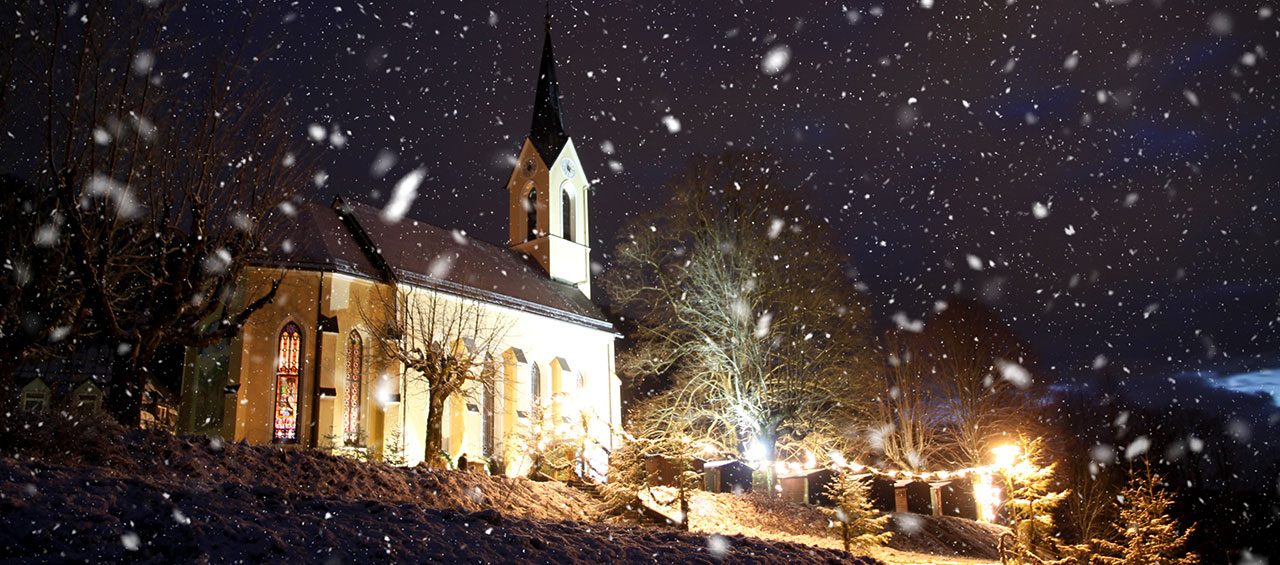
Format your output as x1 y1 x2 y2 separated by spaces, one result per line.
530 364 542 404
344 332 364 445
273 322 303 442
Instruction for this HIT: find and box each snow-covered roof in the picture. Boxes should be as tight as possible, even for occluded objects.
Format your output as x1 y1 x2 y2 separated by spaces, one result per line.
255 200 614 333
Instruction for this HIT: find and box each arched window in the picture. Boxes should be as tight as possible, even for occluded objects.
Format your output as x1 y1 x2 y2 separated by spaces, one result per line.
530 363 542 404
561 184 574 242
525 187 538 241
344 331 364 446
273 322 303 443
481 364 496 457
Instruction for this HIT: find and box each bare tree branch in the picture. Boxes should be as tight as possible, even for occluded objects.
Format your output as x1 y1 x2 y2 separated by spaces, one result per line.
360 285 511 468
605 152 878 467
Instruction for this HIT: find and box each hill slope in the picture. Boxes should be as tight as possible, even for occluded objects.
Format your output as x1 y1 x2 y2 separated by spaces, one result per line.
0 416 877 563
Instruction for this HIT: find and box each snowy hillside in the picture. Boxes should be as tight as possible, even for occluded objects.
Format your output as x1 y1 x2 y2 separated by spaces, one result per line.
0 416 878 563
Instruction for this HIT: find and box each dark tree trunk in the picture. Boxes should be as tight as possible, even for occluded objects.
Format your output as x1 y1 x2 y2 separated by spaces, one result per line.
0 357 17 429
106 336 163 428
106 348 145 427
424 391 446 468
679 486 691 531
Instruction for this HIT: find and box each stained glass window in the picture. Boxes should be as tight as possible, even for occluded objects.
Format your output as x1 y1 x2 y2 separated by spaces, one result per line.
272 322 302 442
344 331 364 446
481 362 496 457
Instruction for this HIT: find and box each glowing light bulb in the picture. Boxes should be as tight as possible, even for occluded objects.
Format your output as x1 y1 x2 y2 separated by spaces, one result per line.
991 444 1021 470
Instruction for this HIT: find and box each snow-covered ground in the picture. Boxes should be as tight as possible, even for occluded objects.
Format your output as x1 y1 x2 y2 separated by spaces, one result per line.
640 486 1006 565
0 416 877 563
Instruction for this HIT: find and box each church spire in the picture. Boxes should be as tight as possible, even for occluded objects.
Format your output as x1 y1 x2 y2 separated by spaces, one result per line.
529 4 568 163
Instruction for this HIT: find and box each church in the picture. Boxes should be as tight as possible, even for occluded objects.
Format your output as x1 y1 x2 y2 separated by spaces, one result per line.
178 13 620 476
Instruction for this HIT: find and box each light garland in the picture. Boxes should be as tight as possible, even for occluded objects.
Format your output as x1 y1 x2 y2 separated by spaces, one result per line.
614 429 1022 523
763 450 1007 483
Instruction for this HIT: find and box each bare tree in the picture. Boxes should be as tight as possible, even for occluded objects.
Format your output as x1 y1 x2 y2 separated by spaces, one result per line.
361 285 510 468
0 176 85 401
867 330 945 471
925 298 1039 468
1063 461 1117 547
606 152 877 470
1 1 309 424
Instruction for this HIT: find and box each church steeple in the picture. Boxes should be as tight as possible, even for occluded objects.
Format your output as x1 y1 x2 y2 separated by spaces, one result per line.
529 8 568 163
505 4 594 298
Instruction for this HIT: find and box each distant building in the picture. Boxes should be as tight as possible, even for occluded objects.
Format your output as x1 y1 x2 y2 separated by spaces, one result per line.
12 343 175 428
178 11 621 476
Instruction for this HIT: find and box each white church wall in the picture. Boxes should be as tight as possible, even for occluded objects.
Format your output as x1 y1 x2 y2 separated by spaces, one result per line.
387 282 618 473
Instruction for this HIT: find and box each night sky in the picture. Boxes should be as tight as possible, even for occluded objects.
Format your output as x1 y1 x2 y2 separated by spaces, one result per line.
14 1 1280 396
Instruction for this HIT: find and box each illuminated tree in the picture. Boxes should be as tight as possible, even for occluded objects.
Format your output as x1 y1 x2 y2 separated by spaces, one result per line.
510 404 592 480
926 298 1040 469
1094 463 1198 565
868 330 945 471
605 152 877 473
362 286 509 468
824 471 892 552
998 437 1069 563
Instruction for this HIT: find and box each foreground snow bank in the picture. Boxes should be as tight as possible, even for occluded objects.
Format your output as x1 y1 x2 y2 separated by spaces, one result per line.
0 415 599 522
0 417 879 563
1 461 874 563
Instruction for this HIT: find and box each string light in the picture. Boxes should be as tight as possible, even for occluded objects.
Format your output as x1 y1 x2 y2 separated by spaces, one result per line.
813 459 1005 482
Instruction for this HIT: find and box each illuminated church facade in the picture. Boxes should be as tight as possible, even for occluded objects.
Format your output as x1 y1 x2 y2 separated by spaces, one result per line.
178 14 620 475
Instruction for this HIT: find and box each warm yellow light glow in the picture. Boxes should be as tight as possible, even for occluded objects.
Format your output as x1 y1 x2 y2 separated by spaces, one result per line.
991 444 1021 470
374 375 397 408
828 450 847 467
974 472 1001 522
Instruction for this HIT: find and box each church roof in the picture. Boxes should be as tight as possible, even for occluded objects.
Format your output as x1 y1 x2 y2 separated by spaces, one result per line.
255 200 613 333
257 201 384 279
528 11 569 163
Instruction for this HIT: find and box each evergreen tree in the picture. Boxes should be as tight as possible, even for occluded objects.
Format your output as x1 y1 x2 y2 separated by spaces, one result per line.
1000 437 1069 562
1094 464 1198 565
824 471 892 552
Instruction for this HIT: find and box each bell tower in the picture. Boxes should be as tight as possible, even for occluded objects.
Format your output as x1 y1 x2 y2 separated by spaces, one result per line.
507 7 592 297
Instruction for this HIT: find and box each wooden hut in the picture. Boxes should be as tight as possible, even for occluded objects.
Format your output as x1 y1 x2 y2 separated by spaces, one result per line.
902 480 934 514
779 473 808 504
644 455 705 488
847 473 898 512
930 479 978 519
702 460 753 494
778 468 837 506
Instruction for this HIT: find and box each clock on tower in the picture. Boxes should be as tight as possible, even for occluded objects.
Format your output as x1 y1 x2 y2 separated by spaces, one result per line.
505 6 593 298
